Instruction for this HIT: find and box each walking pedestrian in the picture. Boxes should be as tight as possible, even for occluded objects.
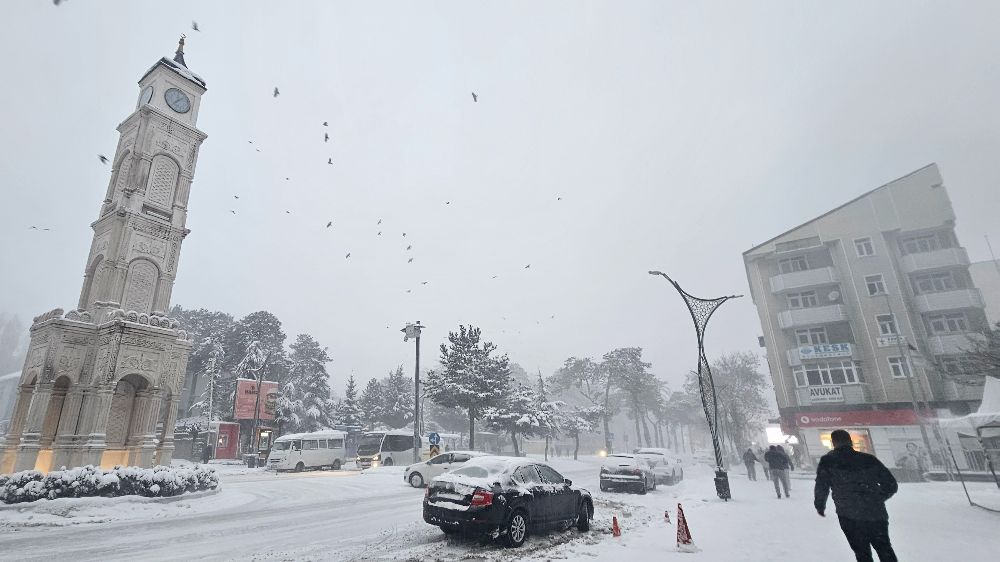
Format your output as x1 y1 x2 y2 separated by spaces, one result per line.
757 446 770 480
815 429 898 562
764 445 792 498
201 444 212 465
742 447 759 481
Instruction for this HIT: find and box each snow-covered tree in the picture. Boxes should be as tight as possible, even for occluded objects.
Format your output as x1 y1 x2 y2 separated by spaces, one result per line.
0 312 27 374
561 406 602 460
604 347 660 448
358 378 384 430
548 356 620 453
424 325 511 449
275 334 335 433
481 384 539 456
334 375 362 426
379 366 414 429
188 336 225 420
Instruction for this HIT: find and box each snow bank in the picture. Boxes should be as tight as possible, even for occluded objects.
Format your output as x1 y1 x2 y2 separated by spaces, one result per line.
0 464 219 504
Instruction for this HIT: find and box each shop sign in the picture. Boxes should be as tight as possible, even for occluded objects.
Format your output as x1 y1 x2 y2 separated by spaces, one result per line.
877 335 906 348
794 408 919 428
808 386 844 403
233 378 279 420
799 343 851 359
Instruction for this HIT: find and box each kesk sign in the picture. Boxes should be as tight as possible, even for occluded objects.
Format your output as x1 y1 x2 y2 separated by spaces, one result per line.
798 343 851 359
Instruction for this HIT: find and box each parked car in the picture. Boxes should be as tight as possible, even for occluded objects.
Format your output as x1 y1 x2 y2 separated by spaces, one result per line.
423 456 593 548
635 448 684 485
266 431 349 472
404 451 489 487
599 453 656 494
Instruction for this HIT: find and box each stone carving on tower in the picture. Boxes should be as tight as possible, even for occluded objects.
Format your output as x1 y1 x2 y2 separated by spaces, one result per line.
0 38 207 473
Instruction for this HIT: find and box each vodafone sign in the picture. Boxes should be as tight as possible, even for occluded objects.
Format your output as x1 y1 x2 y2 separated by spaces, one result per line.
795 409 919 428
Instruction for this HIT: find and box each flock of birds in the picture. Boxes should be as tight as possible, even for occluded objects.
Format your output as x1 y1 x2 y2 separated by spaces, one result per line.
66 16 566 334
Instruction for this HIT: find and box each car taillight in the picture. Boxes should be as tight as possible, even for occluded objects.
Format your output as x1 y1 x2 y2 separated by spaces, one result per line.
470 489 493 507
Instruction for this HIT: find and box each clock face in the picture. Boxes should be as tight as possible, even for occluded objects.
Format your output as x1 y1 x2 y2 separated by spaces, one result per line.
164 88 191 114
140 86 154 106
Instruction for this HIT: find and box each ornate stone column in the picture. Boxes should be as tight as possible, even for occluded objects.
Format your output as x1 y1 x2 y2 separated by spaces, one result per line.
154 395 181 466
79 386 115 467
51 388 86 470
136 389 163 467
0 384 35 473
13 383 54 472
126 389 154 465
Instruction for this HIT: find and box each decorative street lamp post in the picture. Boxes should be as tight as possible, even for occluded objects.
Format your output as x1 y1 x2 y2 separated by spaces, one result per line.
402 321 425 464
649 271 742 501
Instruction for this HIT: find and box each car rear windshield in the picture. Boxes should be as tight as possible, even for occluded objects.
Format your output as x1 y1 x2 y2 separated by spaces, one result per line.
452 462 506 479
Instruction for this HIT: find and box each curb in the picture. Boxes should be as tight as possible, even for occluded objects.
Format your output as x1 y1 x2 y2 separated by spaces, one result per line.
0 485 222 512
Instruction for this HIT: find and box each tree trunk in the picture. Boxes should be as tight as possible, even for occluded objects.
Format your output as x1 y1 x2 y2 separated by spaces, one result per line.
510 432 520 456
468 405 475 450
602 414 612 453
544 436 549 461
574 434 580 460
634 413 642 451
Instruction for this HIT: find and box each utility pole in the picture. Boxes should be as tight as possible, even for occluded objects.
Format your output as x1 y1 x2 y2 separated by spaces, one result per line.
402 321 425 463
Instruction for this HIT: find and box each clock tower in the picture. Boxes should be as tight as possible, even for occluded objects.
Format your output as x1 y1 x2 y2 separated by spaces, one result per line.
0 39 207 473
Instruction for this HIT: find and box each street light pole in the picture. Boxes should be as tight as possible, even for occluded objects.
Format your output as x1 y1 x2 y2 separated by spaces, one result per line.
402 321 425 464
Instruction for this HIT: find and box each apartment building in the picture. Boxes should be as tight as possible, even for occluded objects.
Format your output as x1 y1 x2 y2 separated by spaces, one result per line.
743 164 986 471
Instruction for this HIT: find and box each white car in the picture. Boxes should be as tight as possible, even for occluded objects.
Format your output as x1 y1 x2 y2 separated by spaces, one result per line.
635 447 685 485
404 451 489 488
599 454 656 494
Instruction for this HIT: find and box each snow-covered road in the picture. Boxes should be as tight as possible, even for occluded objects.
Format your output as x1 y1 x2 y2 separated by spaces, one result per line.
1 457 998 561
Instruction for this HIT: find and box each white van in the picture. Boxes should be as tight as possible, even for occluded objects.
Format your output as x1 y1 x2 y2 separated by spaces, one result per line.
356 429 423 468
266 430 349 472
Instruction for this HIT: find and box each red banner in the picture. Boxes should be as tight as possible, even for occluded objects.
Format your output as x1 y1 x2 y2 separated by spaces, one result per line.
794 409 919 428
233 379 279 420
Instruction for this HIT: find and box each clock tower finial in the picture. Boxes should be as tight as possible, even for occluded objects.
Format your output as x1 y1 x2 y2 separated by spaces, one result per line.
173 34 187 67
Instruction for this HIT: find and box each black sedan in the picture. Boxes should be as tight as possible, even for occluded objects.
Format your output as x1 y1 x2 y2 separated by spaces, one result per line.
423 456 593 548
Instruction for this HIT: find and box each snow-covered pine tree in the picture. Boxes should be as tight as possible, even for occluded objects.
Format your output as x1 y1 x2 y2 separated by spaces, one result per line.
423 325 511 450
276 334 335 433
358 378 384 430
379 366 414 429
481 383 550 456
335 374 363 427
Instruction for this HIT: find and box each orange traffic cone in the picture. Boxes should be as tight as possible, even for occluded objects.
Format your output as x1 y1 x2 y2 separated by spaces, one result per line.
676 503 699 553
664 509 671 524
611 515 621 537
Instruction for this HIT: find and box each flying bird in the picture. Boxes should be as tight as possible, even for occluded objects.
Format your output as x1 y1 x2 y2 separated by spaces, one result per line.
402 232 407 237
557 196 562 201
445 201 451 205
255 148 261 152
191 21 200 32
285 210 291 214
324 132 329 142
471 92 478 102
421 281 428 285
323 121 328 126
377 219 382 225
248 140 253 144
406 289 412 294
377 231 382 236
524 264 531 269
406 245 412 250
273 87 280 98
98 154 108 164
345 252 351 258
408 258 414 263
326 221 333 228
233 195 239 199
491 275 498 279
328 158 333 165
230 210 236 215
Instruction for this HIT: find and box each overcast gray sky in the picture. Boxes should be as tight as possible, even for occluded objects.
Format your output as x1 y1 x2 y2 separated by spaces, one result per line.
2 1 999 397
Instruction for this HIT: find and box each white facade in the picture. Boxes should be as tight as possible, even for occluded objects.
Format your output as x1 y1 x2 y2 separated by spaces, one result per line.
0 40 207 473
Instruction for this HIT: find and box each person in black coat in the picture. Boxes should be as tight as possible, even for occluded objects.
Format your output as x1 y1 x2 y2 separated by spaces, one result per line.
815 429 898 562
764 445 792 498
742 448 759 481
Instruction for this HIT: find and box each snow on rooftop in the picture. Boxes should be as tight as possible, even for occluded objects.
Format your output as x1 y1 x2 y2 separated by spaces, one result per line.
143 57 206 89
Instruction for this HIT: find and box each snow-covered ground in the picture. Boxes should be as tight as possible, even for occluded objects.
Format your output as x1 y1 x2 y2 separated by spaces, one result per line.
0 455 997 561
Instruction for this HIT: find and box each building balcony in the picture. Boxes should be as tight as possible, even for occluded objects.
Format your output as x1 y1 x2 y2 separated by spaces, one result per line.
913 288 984 314
899 247 969 274
786 342 859 367
769 267 838 294
926 332 987 356
777 304 849 329
794 383 871 406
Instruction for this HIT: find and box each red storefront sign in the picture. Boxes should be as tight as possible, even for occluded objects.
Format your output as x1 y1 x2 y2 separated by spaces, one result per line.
794 409 919 428
233 378 279 420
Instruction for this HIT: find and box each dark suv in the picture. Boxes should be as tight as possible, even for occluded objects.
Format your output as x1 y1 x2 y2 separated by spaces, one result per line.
423 456 593 547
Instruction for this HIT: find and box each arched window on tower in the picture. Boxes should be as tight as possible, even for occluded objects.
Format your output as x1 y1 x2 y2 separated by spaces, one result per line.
145 154 179 217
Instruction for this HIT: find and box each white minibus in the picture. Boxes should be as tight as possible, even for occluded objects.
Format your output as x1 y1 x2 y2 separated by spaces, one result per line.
266 430 349 472
355 429 423 468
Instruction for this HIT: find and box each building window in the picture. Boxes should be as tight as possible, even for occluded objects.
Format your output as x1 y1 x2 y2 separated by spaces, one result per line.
778 255 809 274
865 274 887 296
888 356 912 378
855 237 875 257
795 327 828 345
927 312 969 334
793 361 863 387
900 233 942 255
787 290 818 309
913 271 956 294
877 314 898 336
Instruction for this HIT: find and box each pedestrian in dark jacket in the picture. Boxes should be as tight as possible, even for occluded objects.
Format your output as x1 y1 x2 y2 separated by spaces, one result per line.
815 429 898 562
742 448 759 481
201 445 212 464
764 445 792 498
